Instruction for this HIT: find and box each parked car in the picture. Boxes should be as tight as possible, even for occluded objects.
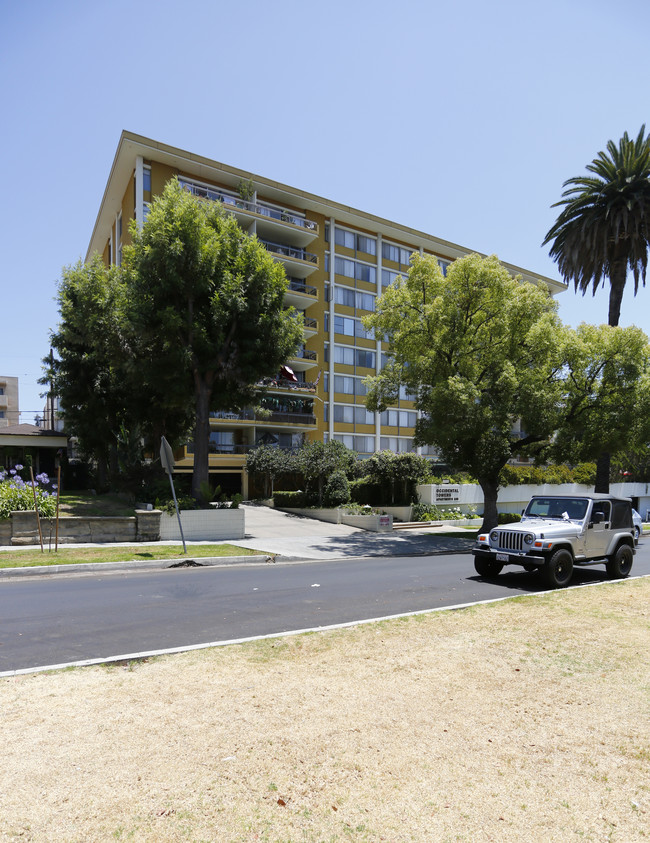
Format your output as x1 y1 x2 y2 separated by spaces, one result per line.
473 494 635 588
632 508 643 544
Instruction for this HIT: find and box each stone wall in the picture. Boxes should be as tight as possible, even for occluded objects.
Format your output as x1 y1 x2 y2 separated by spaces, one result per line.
1 510 162 546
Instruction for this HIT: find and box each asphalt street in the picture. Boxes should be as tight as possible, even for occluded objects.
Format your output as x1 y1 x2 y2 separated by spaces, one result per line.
2 540 649 675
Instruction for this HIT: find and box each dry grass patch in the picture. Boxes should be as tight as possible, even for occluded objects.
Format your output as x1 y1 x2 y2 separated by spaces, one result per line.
1 579 649 842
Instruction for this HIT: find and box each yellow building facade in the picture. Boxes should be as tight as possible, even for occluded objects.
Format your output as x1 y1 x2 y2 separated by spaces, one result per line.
88 132 566 494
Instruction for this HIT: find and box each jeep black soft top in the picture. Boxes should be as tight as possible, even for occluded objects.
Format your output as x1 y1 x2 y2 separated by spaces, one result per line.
473 493 635 588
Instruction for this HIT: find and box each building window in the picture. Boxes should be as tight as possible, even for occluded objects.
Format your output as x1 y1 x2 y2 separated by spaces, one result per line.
333 345 355 366
333 375 355 394
335 227 355 250
143 165 151 192
355 349 375 368
438 259 450 276
334 227 377 257
382 268 402 288
333 287 375 313
356 234 376 256
380 436 415 453
334 256 376 285
382 242 414 270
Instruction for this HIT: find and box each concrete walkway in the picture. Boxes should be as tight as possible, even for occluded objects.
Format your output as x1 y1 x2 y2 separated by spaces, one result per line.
234 505 473 559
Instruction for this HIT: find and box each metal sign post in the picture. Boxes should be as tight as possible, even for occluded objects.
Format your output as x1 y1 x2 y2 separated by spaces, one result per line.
160 436 187 554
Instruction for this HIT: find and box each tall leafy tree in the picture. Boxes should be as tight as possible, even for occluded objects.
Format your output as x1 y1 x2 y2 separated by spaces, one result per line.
43 256 127 490
543 126 650 490
364 253 566 530
296 440 357 506
245 445 295 499
552 324 650 475
543 125 650 327
125 180 304 500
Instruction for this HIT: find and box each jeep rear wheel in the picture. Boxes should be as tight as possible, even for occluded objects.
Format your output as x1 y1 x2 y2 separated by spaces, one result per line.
474 558 504 578
606 544 633 579
543 549 573 588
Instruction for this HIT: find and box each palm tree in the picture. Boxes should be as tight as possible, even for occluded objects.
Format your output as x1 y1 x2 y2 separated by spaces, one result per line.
544 127 650 492
543 125 650 327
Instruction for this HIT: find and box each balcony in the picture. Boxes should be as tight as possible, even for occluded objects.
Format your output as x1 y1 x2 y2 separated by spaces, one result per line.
289 346 318 372
261 240 318 279
303 316 317 338
210 407 316 428
285 277 318 310
263 411 316 425
179 179 318 247
257 376 320 393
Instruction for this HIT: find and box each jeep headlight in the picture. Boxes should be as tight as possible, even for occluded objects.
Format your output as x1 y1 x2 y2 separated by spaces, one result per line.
490 530 499 542
524 533 534 544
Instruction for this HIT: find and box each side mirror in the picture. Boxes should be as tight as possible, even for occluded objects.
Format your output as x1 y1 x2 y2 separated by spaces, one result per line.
592 512 604 525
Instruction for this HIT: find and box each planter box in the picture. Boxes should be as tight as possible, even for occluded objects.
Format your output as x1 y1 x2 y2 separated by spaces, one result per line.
277 507 393 532
379 506 413 522
159 508 245 541
341 513 393 532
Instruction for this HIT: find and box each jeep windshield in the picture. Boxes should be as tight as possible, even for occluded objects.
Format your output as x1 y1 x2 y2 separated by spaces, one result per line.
523 497 589 521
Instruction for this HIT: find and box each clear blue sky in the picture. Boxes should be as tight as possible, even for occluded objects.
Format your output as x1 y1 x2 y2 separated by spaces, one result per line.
2 0 649 423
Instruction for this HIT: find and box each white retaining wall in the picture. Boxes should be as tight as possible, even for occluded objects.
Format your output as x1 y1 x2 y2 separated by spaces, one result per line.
159 509 245 541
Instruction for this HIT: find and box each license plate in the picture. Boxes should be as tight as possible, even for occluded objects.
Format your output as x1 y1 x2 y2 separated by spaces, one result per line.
496 553 509 562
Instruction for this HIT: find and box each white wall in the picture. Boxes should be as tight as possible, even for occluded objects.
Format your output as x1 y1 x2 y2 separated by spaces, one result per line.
159 509 245 541
417 483 650 519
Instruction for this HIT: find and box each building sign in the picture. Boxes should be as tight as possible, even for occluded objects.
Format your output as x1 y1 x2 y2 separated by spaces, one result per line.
435 485 461 503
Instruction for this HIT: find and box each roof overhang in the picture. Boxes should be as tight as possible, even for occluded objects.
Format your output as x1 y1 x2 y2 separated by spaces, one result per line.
87 131 567 296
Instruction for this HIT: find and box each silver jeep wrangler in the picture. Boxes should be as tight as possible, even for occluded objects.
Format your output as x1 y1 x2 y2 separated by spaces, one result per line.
472 494 635 588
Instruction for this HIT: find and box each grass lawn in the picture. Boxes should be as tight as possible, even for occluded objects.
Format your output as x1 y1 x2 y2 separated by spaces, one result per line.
0 543 266 568
57 493 139 517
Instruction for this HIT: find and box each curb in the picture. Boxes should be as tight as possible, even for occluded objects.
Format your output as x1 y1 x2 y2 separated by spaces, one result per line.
0 543 475 579
0 554 279 579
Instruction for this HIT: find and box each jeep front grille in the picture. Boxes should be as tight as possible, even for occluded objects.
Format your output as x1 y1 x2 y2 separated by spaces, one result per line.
493 531 525 552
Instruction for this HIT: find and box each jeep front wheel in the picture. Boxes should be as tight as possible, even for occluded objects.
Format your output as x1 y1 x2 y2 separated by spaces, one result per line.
606 544 633 579
543 549 573 588
474 558 504 578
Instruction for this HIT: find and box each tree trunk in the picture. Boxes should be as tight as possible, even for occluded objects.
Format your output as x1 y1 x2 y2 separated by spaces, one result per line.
191 377 213 502
594 451 610 494
607 258 628 328
479 476 500 532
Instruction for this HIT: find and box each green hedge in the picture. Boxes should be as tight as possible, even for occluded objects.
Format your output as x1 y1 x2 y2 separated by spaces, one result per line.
498 512 522 524
273 490 309 508
499 463 596 486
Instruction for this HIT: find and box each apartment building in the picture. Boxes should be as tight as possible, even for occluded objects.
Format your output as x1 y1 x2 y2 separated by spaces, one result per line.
0 376 19 428
88 132 566 494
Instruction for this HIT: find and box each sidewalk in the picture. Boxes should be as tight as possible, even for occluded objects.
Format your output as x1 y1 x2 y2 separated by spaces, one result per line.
0 505 475 577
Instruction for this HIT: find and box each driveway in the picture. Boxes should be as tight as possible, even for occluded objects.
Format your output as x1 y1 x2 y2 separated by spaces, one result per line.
235 505 473 559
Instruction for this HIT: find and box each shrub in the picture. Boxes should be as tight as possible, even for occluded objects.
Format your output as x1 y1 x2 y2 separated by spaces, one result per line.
340 502 378 515
0 467 57 519
543 464 573 484
349 478 383 507
498 512 522 524
324 471 350 507
412 503 479 522
572 462 596 485
273 490 308 508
